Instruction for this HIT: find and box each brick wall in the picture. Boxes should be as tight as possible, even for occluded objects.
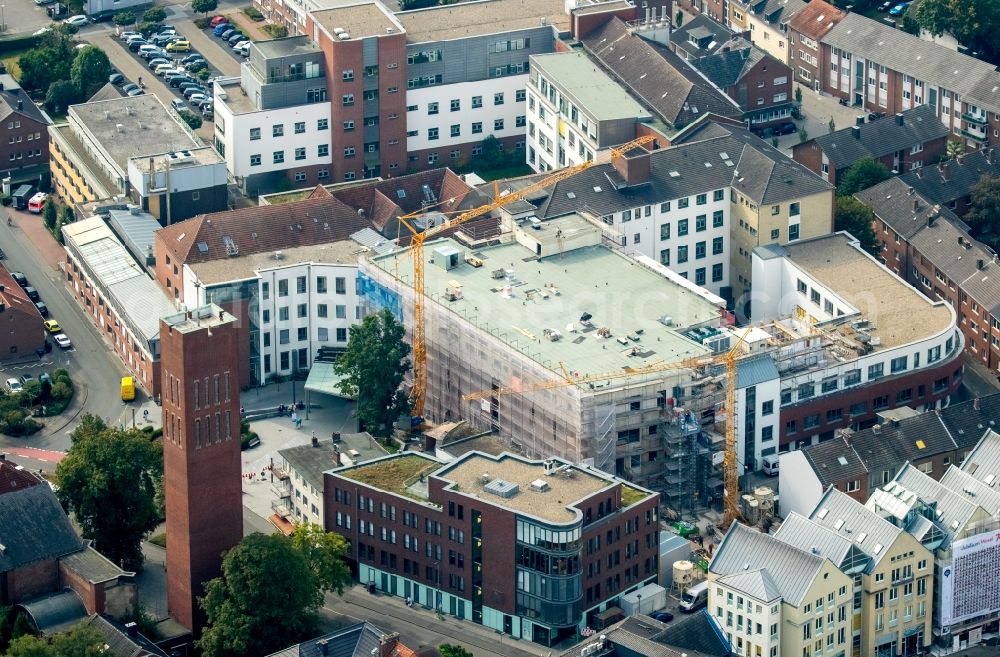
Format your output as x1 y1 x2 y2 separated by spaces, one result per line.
3 559 60 604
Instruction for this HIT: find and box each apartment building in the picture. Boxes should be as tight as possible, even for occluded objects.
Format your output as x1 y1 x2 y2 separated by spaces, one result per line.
670 14 734 61
560 613 731 657
779 394 1000 518
62 216 175 395
809 488 934 657
816 13 1000 150
878 457 1000 653
793 106 949 185
748 233 964 463
215 0 566 194
898 147 1000 216
48 96 226 220
709 522 854 657
525 51 653 172
0 75 51 184
0 264 45 360
727 0 806 65
325 452 659 647
857 177 1000 374
531 121 832 304
785 0 845 90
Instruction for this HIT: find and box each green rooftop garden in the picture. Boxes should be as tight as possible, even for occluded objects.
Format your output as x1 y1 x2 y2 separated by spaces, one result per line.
341 454 439 499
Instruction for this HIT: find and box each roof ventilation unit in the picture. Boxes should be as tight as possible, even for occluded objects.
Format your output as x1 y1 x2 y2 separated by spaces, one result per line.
484 479 519 498
530 479 550 492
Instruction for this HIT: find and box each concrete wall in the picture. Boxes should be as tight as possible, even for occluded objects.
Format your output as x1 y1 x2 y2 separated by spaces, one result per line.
777 449 824 518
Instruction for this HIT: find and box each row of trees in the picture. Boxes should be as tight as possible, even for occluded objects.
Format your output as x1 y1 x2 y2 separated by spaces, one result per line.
18 29 112 115
910 0 1000 64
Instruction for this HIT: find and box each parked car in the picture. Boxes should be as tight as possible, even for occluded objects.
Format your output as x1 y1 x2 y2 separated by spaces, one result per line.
770 121 797 136
227 33 246 46
648 611 674 623
147 58 170 69
154 62 178 75
181 53 205 65
168 75 195 88
138 44 160 55
191 96 212 110
53 334 72 349
34 0 56 5
9 271 27 287
170 98 188 112
212 22 231 36
140 48 168 60
183 86 208 99
889 1 911 15
108 72 125 85
152 34 181 47
23 286 39 302
201 107 214 120
127 88 145 96
166 40 191 52
187 93 208 104
34 301 48 317
5 378 22 393
234 42 250 57
127 39 148 52
119 30 140 41
178 81 202 93
43 320 61 333
185 60 207 73
210 15 228 27
63 14 90 27
219 28 236 40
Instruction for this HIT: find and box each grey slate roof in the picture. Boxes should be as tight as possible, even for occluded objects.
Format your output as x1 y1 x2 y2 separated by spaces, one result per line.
80 615 169 657
800 435 868 487
710 522 826 605
898 147 1000 207
690 40 766 89
0 85 50 127
581 17 742 127
717 569 781 602
279 434 374 493
671 14 733 59
811 104 949 171
538 124 830 219
855 177 964 240
741 0 807 25
581 611 730 657
60 544 131 582
0 484 85 573
735 353 780 389
18 590 88 636
939 394 1000 450
265 622 385 657
809 487 904 565
822 13 998 102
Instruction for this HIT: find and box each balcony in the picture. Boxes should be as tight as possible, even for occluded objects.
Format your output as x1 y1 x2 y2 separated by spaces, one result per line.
962 128 987 143
271 498 292 518
962 112 988 125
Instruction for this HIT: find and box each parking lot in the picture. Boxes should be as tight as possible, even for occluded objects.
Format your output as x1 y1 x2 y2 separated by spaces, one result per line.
2 0 59 35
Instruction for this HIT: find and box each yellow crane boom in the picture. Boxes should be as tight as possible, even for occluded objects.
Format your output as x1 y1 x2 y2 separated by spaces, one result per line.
397 135 655 419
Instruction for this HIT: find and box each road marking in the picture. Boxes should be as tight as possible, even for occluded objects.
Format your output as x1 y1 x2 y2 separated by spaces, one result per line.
5 446 67 463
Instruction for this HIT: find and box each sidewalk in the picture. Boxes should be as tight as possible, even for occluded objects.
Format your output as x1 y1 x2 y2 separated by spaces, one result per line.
218 8 272 42
6 207 65 271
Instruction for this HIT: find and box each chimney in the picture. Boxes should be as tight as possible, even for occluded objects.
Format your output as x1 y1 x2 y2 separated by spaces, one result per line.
611 146 651 187
974 397 981 411
912 198 919 212
851 126 861 139
940 162 951 182
316 639 329 656
895 112 904 126
379 633 401 657
977 258 985 270
856 115 865 126
927 214 937 227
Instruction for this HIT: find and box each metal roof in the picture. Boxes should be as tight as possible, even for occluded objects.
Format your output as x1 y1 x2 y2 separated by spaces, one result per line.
885 464 982 541
717 569 781 602
809 487 903 566
710 522 825 605
18 590 88 636
735 353 779 389
773 512 871 574
958 429 1000 496
940 462 1000 516
350 228 397 255
106 208 161 266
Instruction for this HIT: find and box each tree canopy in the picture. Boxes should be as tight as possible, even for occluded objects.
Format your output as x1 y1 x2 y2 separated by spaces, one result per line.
17 30 74 93
965 174 1000 251
71 46 112 100
911 0 1000 63
191 0 219 15
836 156 891 197
289 523 352 595
197 533 322 657
55 415 163 570
835 196 880 255
334 308 411 436
3 623 106 657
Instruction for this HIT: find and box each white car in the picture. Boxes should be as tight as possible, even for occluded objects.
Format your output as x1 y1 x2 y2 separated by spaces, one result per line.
5 377 22 393
53 333 72 349
63 15 91 27
119 31 140 41
33 27 52 36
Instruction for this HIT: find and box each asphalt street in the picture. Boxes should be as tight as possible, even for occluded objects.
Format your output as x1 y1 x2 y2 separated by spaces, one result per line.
0 209 131 453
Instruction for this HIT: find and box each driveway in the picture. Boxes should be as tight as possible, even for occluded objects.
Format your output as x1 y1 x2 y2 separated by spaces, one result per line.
175 18 241 78
774 84 870 155
2 0 56 35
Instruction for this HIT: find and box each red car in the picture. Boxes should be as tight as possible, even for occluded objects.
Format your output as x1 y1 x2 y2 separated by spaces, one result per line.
210 15 228 27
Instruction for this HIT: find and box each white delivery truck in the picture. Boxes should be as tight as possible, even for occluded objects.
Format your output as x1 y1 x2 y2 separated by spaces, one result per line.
679 580 709 612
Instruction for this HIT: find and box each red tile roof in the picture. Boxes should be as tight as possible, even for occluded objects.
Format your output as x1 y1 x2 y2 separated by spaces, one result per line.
787 0 846 40
0 458 43 495
0 264 42 321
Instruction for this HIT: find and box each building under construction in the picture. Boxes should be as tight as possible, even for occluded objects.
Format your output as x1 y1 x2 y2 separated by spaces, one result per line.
358 215 734 510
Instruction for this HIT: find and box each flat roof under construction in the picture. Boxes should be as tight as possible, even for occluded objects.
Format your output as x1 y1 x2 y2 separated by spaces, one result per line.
369 239 721 380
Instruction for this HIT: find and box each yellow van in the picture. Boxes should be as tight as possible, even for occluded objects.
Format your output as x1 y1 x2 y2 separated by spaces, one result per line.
120 376 135 402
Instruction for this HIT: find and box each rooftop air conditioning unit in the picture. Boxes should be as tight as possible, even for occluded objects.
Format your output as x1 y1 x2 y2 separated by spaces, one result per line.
530 479 550 492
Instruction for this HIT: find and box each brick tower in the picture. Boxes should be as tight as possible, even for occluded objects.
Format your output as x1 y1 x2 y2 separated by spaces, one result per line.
160 305 243 632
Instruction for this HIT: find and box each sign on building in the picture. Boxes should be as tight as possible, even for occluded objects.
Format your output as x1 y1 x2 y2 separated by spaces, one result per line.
940 530 1000 627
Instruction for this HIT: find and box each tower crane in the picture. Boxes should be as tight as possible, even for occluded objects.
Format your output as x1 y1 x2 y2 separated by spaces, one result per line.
396 135 655 419
462 328 757 530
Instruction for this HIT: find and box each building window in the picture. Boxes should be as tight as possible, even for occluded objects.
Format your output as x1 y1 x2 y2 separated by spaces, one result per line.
318 144 329 157
250 154 261 166
317 119 328 131
789 224 800 240
343 94 354 106
344 147 356 156
428 102 439 115
428 128 439 141
450 124 460 137
712 263 723 282
494 118 505 131
273 124 284 137
472 96 482 108
295 147 306 161
450 99 460 111
294 121 305 134
249 127 260 140
294 172 306 182
273 151 284 164
472 122 482 134
494 93 504 105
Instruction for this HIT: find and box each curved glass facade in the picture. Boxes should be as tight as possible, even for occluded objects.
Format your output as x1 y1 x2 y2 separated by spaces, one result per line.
514 517 583 629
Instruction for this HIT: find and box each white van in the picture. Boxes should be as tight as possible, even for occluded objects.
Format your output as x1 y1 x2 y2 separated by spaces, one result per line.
234 41 250 57
762 453 780 477
679 580 708 612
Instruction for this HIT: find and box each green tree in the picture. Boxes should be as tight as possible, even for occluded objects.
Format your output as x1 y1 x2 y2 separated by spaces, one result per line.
965 174 1000 251
113 10 136 26
289 523 351 595
794 86 802 104
197 534 321 657
55 415 163 570
5 623 106 657
334 308 411 436
911 0 1000 62
71 46 113 100
438 645 473 657
60 206 74 227
399 0 438 8
828 117 836 133
899 12 920 35
191 0 218 15
836 156 891 196
675 9 684 26
177 110 203 130
142 6 167 23
798 127 809 143
44 80 79 114
836 196 879 255
42 198 57 231
945 138 964 160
